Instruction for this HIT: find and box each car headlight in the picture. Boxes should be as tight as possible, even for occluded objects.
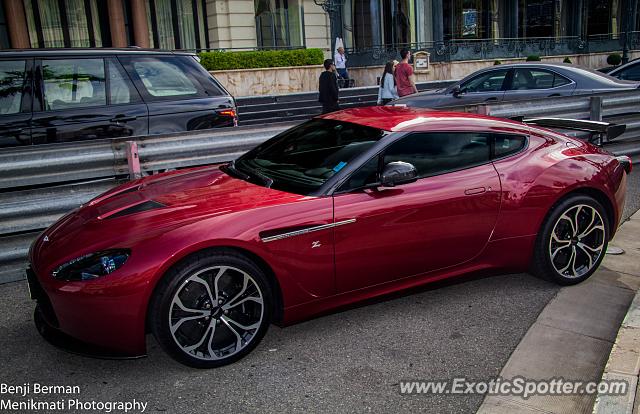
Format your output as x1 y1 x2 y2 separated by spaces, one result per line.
52 249 131 281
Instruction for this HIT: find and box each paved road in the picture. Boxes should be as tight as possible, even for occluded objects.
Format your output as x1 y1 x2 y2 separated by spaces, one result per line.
1 274 558 413
0 170 637 414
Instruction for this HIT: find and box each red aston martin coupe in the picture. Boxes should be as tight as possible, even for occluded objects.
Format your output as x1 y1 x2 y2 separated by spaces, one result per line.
28 106 631 368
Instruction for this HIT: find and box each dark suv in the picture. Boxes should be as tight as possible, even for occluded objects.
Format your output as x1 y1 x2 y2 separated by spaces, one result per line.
0 49 237 147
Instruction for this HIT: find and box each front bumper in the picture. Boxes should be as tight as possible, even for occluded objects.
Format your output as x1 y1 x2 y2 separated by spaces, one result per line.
27 265 148 359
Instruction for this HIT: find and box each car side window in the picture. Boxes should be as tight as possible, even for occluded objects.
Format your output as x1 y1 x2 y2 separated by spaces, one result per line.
107 59 136 105
617 63 640 81
0 60 26 115
384 133 491 178
124 56 207 100
511 69 571 90
494 134 527 158
338 156 380 191
42 58 106 111
460 69 509 93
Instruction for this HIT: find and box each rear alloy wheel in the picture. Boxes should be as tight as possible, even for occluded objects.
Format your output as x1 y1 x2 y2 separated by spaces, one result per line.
532 195 609 285
150 252 272 368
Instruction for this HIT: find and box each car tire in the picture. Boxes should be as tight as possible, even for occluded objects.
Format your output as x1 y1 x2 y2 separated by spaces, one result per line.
149 250 272 368
531 194 609 285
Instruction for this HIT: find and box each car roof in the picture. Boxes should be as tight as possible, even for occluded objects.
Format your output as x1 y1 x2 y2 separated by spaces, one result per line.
0 48 195 58
317 106 531 134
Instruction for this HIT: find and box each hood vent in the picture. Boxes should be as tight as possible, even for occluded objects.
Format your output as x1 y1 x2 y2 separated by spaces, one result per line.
106 200 166 219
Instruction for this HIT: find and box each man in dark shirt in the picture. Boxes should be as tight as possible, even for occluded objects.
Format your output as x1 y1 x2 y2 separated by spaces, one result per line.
318 59 340 114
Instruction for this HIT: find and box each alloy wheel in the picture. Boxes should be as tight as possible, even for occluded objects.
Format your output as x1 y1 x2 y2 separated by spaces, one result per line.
548 204 606 279
169 266 264 361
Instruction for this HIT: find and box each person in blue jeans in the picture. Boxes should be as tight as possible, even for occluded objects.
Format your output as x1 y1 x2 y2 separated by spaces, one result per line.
377 61 399 105
334 47 349 84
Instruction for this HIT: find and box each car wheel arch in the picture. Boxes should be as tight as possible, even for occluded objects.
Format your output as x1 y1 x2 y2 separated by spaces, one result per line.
539 186 615 240
144 245 285 335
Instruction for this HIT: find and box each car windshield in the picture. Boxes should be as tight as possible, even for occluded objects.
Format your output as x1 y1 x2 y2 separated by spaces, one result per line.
232 119 386 195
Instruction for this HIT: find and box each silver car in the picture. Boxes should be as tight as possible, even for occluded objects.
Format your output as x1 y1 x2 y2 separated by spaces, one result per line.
607 58 640 82
392 63 640 108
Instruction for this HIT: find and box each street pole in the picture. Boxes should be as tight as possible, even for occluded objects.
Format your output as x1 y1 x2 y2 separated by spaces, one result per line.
622 0 632 64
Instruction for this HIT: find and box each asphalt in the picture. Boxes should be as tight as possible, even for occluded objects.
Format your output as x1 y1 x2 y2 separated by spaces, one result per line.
0 169 637 414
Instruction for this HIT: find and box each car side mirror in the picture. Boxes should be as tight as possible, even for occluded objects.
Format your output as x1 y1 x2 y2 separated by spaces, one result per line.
380 161 418 187
452 86 463 98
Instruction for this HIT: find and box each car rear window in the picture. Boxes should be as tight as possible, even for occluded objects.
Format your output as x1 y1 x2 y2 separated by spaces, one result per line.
121 55 224 100
511 69 571 90
132 58 198 97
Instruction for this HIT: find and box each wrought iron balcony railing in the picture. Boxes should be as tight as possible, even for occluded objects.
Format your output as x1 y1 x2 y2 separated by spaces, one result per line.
344 32 640 67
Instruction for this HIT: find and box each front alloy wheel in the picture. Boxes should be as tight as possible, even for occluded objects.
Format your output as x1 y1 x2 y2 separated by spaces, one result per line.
150 251 272 368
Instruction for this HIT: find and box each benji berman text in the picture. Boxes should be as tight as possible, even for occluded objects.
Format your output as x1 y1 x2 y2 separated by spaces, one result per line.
1 383 81 397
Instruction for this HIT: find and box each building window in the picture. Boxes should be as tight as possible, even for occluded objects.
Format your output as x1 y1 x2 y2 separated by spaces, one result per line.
346 0 417 49
255 0 304 48
519 0 555 37
444 0 490 40
145 0 208 50
0 2 10 49
586 0 613 36
23 0 105 48
350 0 381 48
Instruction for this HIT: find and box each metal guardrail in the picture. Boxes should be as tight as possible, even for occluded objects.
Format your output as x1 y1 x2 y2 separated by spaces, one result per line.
236 80 458 125
2 89 640 284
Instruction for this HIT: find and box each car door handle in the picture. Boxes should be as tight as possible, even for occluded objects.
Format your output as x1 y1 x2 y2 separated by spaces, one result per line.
2 128 23 135
484 97 498 102
110 115 137 123
465 187 486 195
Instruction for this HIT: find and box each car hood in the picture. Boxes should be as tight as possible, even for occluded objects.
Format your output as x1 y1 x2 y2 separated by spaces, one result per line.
34 165 305 267
83 165 302 220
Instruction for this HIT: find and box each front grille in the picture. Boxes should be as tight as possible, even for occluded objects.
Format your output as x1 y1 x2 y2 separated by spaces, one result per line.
26 266 59 328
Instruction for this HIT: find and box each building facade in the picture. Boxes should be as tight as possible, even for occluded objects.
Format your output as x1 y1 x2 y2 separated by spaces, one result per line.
1 0 638 66
0 0 331 50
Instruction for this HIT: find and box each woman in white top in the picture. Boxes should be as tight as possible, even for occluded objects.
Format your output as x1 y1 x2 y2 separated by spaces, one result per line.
377 61 399 105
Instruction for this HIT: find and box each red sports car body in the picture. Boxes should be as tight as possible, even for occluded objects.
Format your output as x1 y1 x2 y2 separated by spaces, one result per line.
28 106 630 367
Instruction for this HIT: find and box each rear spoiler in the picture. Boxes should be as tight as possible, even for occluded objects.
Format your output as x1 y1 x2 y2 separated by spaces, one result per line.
511 117 626 146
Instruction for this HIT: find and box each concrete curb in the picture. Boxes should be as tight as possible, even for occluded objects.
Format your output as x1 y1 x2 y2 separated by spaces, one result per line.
478 211 640 414
593 291 640 414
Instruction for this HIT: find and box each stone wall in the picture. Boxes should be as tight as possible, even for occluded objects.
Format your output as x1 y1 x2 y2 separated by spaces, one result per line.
211 51 640 97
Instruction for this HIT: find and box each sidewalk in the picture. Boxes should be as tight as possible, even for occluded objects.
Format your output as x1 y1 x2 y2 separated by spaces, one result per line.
478 211 640 414
593 287 640 413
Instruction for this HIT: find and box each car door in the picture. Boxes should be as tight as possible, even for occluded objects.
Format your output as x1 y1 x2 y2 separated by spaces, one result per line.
448 68 510 105
502 68 576 102
0 58 32 147
31 56 148 144
119 55 236 134
332 132 501 293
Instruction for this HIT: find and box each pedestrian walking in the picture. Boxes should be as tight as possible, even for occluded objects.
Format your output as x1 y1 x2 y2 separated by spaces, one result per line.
394 48 418 97
377 60 399 105
319 59 340 114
